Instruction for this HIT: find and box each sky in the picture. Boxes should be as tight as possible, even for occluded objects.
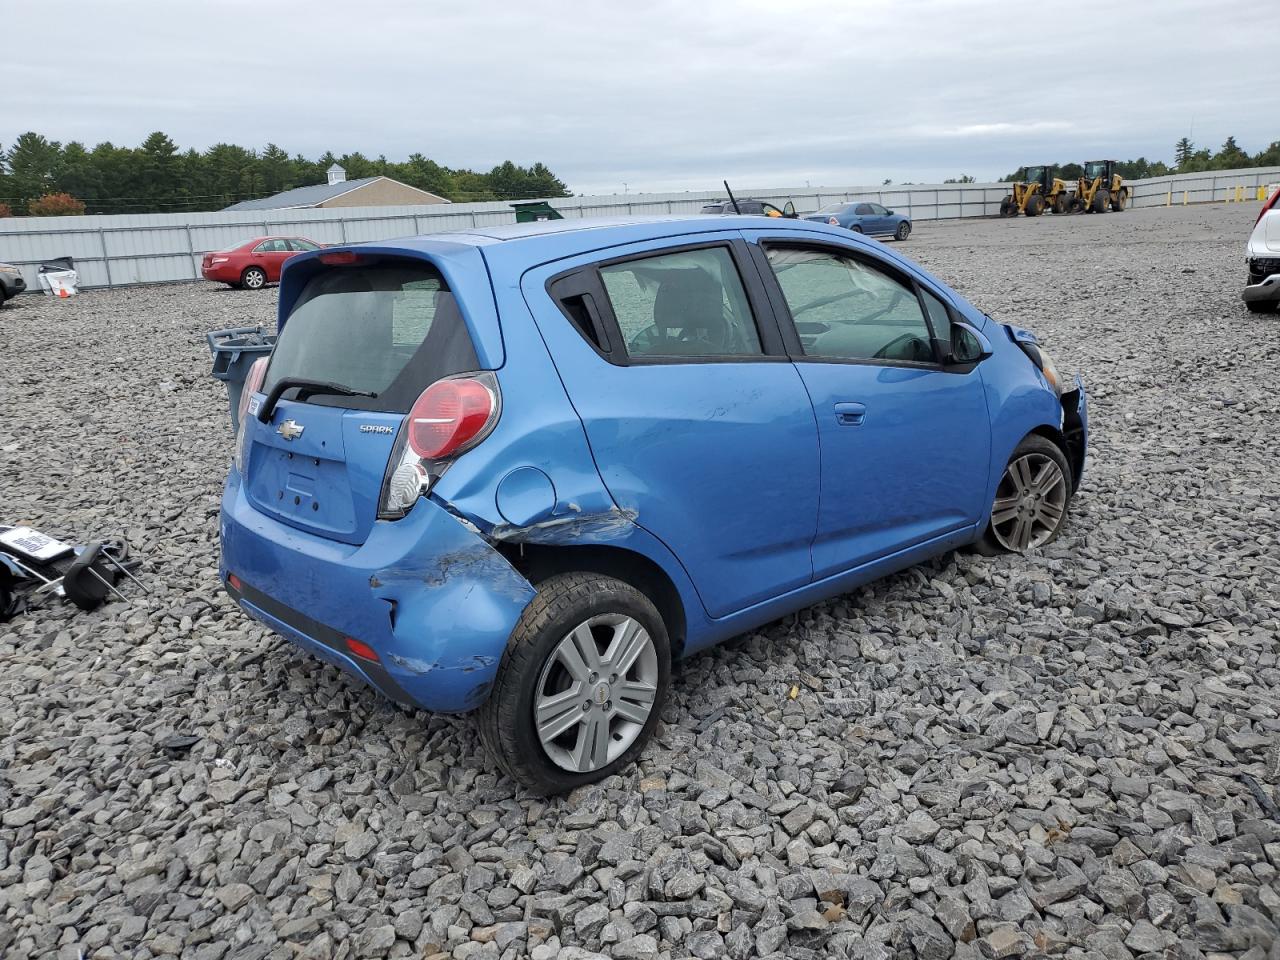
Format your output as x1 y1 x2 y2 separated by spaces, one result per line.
3 0 1275 195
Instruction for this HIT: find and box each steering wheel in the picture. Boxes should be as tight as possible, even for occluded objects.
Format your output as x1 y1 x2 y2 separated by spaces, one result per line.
874 333 932 362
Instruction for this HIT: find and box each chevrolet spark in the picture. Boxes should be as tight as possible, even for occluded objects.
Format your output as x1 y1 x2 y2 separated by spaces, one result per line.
220 216 1087 794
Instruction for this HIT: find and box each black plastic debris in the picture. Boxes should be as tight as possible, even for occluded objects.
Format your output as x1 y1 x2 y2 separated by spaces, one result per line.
158 734 200 758
0 525 145 621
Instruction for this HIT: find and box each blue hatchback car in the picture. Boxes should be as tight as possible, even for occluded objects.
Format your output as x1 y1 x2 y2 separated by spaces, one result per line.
806 201 912 240
220 215 1087 793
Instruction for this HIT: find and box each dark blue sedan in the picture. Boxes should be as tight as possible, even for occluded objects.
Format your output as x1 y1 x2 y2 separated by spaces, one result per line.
806 201 912 240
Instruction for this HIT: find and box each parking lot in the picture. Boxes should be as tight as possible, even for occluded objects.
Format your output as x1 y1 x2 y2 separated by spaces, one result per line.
2 203 1278 959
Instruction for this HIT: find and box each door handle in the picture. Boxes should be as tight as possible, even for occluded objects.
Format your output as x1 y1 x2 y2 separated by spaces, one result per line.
834 401 866 426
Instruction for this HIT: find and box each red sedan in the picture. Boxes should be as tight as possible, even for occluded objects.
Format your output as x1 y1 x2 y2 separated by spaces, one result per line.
201 236 322 290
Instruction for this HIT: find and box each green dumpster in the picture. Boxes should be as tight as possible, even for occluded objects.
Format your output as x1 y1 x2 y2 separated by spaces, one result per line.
511 201 564 223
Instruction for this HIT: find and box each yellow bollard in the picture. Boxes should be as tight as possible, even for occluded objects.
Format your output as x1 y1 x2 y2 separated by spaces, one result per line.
1183 191 1188 205
1166 190 1172 207
1238 185 1245 202
1260 186 1268 201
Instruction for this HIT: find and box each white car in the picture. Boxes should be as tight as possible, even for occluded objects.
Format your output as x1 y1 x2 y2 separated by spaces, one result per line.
1244 186 1280 314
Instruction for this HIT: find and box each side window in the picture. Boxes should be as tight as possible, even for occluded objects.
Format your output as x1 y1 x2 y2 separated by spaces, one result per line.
869 203 888 215
257 239 286 253
766 246 935 364
599 247 763 359
289 239 320 251
853 203 873 215
920 287 982 362
740 202 763 215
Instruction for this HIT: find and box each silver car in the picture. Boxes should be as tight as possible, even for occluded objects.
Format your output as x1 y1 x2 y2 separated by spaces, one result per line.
1244 187 1280 314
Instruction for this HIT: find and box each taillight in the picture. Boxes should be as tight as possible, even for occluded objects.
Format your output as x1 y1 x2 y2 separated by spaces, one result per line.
234 357 269 473
377 373 501 519
1257 188 1279 227
238 357 268 426
408 377 496 459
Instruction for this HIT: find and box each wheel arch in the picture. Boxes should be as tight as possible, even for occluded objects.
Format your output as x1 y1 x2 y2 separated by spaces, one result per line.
495 542 688 659
1026 423 1081 492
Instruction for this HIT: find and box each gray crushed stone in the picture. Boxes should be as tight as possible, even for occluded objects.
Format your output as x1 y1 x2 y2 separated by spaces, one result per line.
1 203 1278 959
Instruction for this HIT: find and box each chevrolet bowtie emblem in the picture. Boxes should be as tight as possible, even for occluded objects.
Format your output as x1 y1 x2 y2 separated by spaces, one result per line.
277 419 305 441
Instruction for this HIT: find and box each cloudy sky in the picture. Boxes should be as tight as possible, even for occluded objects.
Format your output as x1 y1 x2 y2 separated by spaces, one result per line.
3 0 1272 194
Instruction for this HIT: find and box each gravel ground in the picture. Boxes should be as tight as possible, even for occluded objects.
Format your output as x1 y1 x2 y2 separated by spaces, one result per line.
2 204 1278 960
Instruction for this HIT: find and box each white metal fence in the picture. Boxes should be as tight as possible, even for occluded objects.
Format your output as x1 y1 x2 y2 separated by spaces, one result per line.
2 167 1277 291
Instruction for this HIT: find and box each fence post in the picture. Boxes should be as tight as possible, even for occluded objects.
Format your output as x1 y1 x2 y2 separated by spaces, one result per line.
184 224 197 279
99 228 113 288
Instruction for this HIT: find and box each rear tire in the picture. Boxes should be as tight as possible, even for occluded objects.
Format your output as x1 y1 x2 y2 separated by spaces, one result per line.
999 197 1015 217
894 221 911 241
478 572 670 795
851 225 863 234
1024 195 1045 217
1052 194 1068 215
1246 300 1278 314
241 266 267 290
978 435 1072 555
1111 189 1128 212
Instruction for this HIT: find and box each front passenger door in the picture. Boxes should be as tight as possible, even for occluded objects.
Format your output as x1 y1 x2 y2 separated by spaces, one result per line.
750 239 991 578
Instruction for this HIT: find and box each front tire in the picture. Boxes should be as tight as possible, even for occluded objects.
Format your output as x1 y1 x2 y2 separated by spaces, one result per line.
478 573 670 794
241 266 267 290
1090 190 1110 214
1246 300 1278 314
980 435 1072 554
894 221 911 241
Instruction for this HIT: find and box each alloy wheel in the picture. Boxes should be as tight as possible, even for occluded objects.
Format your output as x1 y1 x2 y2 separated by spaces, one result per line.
534 613 659 773
990 452 1067 551
243 268 266 289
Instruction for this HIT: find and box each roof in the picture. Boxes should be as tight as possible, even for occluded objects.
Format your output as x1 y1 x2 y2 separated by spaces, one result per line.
340 215 870 266
223 176 383 211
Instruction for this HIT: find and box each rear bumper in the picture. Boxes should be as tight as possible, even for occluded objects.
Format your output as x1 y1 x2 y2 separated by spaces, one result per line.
202 263 238 283
1242 273 1280 304
219 471 536 713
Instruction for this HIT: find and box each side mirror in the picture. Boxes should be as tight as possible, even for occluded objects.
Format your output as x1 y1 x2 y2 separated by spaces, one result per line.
886 209 895 215
783 200 797 218
945 321 993 366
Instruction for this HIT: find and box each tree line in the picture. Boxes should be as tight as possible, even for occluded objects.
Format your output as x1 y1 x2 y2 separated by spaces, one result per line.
1002 135 1280 183
0 131 572 216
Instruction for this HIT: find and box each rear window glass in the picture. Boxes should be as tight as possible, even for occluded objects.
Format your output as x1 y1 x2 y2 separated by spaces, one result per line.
265 262 478 413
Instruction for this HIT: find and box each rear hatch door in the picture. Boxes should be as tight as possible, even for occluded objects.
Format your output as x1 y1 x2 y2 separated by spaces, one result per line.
241 255 482 545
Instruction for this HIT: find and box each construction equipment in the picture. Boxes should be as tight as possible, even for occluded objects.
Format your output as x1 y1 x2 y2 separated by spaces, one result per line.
1000 165 1071 217
1071 160 1129 213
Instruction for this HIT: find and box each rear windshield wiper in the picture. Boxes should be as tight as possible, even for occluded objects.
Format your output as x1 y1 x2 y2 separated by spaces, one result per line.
257 377 377 423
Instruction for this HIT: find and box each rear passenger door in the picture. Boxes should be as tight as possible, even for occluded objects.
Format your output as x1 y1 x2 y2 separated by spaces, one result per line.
521 235 821 619
745 234 991 577
254 239 292 280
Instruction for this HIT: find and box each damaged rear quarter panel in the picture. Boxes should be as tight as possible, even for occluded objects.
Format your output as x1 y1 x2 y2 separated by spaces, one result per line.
366 499 536 712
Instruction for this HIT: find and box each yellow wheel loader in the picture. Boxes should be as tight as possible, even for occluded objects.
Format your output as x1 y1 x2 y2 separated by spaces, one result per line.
1070 160 1129 213
1000 165 1071 217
